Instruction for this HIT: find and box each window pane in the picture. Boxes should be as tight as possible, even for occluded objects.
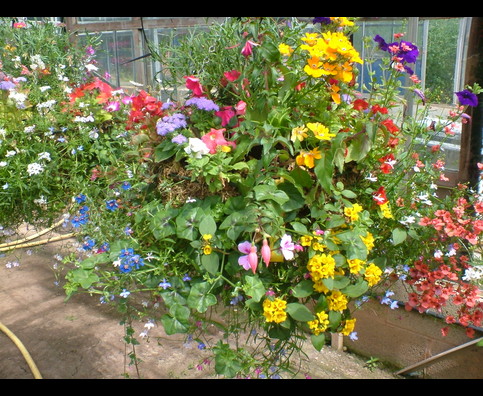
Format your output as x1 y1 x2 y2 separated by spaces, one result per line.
78 17 132 23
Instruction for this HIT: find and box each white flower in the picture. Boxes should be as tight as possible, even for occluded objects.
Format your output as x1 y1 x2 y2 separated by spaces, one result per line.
38 152 51 161
24 125 36 134
34 195 47 205
0 161 7 167
39 86 51 92
27 162 44 176
399 215 416 226
5 150 16 157
85 63 98 72
2 183 8 189
184 138 210 159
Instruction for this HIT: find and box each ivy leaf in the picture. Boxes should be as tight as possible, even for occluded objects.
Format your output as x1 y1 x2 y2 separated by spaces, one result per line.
187 282 217 313
253 184 290 206
70 268 99 289
243 275 266 302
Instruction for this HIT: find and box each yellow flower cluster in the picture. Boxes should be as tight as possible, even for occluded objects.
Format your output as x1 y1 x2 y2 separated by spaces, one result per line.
341 318 357 336
379 201 393 219
360 231 375 252
347 258 365 274
263 298 287 324
307 253 336 282
327 290 349 312
344 203 363 222
300 30 362 83
307 310 330 336
364 263 383 286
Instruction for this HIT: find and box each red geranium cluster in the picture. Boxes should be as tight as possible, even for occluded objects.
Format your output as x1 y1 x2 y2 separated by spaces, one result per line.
126 90 164 130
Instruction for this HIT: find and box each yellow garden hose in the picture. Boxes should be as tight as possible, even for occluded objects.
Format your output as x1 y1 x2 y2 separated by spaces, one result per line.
0 320 42 379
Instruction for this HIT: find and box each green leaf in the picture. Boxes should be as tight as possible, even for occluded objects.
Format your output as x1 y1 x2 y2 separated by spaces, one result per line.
311 333 326 351
392 228 407 245
187 282 217 313
79 252 109 269
161 306 190 335
199 215 217 236
253 184 290 206
213 342 243 378
341 279 369 298
292 279 314 298
243 275 265 302
70 268 99 289
201 252 219 275
286 302 315 322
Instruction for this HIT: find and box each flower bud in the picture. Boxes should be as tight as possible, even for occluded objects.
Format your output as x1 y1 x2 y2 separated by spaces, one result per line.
261 238 271 267
248 244 258 274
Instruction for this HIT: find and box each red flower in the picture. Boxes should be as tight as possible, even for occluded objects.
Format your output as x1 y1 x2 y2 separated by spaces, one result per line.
378 153 396 174
380 118 399 135
353 98 369 111
184 75 204 97
373 186 388 205
224 69 241 82
371 104 388 114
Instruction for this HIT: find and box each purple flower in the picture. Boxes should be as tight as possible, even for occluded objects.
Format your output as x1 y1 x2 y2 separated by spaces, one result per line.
156 113 187 136
374 35 419 64
238 241 255 271
312 17 332 25
455 89 478 107
0 80 16 90
185 96 219 111
158 278 172 289
171 133 187 144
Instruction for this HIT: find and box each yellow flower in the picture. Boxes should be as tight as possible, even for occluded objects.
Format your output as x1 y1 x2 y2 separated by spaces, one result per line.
360 232 375 252
304 56 325 78
296 147 322 169
307 122 336 141
330 17 355 27
301 32 320 47
307 253 336 281
202 234 213 241
203 245 212 255
313 280 330 294
291 126 308 142
312 241 326 251
341 318 357 336
344 203 363 222
380 202 393 219
308 310 330 335
278 43 294 56
327 290 349 312
364 263 382 286
263 298 287 324
300 235 313 246
347 258 365 274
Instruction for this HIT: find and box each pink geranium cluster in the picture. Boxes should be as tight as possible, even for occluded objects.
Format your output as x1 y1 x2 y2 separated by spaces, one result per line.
418 196 483 245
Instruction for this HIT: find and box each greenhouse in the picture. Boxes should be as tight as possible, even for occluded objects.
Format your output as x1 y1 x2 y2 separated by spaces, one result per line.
0 17 482 380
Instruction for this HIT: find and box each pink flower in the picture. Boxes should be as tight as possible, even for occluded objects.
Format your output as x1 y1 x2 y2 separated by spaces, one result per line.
224 70 241 82
184 75 204 97
241 40 258 57
201 128 236 154
235 100 247 116
238 241 258 274
261 239 271 267
215 106 236 126
279 234 295 260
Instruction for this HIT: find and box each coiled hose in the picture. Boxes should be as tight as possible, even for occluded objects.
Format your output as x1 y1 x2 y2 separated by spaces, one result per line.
0 320 42 379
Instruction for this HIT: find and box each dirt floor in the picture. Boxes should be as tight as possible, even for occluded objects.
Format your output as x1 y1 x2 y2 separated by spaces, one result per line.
0 226 400 380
